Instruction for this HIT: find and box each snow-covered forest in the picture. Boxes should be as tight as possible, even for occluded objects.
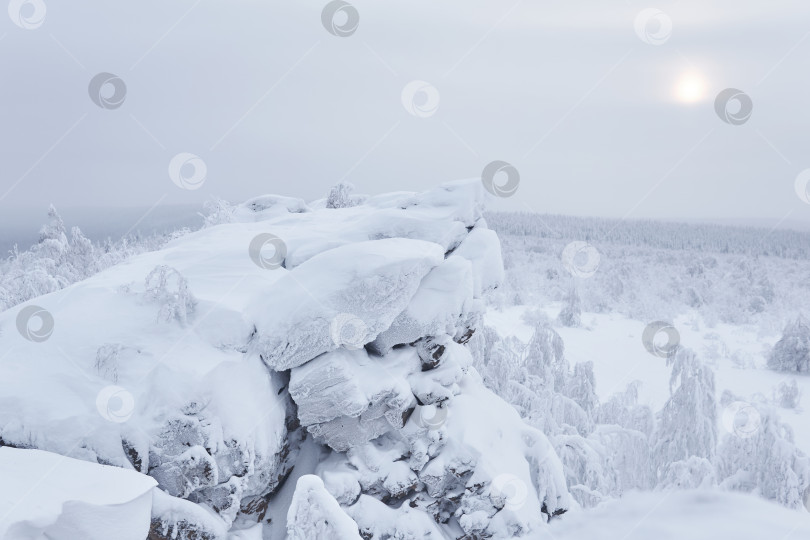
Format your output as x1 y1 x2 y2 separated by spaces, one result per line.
479 211 810 510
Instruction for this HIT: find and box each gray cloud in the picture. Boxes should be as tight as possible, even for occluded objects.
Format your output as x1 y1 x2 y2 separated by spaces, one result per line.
1 0 809 226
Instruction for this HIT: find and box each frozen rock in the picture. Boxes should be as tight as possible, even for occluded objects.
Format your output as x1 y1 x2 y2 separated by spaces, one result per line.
150 488 229 540
151 445 219 498
253 238 445 371
450 226 505 298
0 179 569 538
286 475 362 540
289 348 418 451
346 495 447 539
370 257 475 355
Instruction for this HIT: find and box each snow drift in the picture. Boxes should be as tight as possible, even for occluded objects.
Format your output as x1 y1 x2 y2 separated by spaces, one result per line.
0 447 156 540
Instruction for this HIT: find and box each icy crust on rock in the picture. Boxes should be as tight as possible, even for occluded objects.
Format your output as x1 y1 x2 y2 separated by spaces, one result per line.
0 180 570 538
0 447 156 540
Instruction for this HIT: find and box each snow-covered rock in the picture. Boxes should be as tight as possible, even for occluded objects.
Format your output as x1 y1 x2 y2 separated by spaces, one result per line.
286 475 361 540
0 447 156 540
0 179 570 538
450 226 505 298
253 238 444 371
289 347 417 451
150 488 229 540
369 257 475 355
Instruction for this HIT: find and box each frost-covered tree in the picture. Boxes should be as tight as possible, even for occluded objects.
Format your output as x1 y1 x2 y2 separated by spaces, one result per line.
202 197 235 226
557 283 581 327
652 348 717 478
657 456 715 491
774 379 801 410
566 362 598 417
767 316 810 373
326 181 362 209
596 381 653 437
144 265 197 325
716 392 810 509
0 206 174 312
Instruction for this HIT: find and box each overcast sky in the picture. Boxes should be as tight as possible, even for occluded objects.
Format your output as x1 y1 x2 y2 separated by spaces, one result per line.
1 0 810 228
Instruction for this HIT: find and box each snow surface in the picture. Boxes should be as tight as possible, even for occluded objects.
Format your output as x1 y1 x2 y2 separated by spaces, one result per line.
546 489 810 540
0 447 156 540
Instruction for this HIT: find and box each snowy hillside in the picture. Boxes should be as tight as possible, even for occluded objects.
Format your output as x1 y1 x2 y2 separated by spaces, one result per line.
2 182 810 538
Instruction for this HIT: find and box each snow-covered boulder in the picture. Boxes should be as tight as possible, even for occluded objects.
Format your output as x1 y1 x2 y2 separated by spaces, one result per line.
450 226 505 298
252 238 445 371
286 475 361 540
0 447 156 540
0 239 301 528
150 488 229 540
346 495 446 539
289 347 417 451
369 257 475 355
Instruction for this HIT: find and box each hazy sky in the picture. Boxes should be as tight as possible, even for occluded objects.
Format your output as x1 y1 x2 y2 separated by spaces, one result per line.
1 0 810 227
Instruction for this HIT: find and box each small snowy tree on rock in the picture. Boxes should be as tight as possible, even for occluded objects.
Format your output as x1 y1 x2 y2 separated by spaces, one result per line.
326 181 364 209
144 265 197 325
